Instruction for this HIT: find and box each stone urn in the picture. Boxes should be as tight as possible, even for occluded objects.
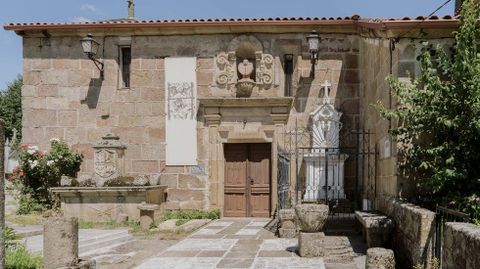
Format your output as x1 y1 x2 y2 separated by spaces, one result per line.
236 59 256 97
236 78 255 97
295 203 329 233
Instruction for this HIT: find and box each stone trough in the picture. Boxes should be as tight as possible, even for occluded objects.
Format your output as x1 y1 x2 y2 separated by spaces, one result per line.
51 185 167 222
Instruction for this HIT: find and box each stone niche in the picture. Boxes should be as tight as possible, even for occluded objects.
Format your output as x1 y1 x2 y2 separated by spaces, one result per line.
304 81 348 201
214 35 276 97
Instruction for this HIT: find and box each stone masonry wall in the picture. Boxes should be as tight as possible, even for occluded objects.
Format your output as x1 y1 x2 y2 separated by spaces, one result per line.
443 222 480 269
285 35 360 199
377 197 436 269
22 33 360 211
359 37 398 202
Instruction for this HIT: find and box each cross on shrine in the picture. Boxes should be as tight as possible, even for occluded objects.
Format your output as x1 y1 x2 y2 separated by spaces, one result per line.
321 80 331 104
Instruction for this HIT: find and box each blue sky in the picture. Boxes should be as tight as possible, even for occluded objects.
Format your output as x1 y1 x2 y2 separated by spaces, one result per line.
0 0 455 89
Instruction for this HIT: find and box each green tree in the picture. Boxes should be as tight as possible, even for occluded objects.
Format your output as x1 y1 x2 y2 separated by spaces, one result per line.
0 76 22 141
377 1 480 222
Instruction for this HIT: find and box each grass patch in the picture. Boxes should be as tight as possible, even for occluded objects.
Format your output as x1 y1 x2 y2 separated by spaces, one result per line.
175 219 189 226
6 213 43 226
162 209 220 222
5 228 42 269
6 244 42 269
79 219 118 229
79 219 141 232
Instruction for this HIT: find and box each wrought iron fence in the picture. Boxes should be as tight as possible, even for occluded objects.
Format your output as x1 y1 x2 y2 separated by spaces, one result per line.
277 120 376 222
434 205 472 266
277 151 290 211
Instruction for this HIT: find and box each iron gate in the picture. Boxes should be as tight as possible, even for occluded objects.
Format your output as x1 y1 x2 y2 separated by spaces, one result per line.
277 121 376 223
277 151 290 210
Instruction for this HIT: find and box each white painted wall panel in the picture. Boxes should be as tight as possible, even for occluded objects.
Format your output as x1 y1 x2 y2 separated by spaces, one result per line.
165 57 197 165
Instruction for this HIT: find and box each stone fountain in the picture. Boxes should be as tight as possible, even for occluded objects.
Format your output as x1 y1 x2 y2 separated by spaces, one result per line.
295 203 329 257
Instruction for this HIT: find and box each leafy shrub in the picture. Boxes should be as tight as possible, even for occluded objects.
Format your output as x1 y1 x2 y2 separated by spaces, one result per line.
376 1 480 223
5 227 20 242
162 209 221 221
6 244 42 269
9 139 83 212
4 227 42 269
16 195 45 215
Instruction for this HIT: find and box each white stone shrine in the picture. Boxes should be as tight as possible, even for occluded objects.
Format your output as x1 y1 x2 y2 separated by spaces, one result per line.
304 81 348 201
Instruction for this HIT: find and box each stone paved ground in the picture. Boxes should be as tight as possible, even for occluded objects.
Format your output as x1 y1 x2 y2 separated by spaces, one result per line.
136 218 366 269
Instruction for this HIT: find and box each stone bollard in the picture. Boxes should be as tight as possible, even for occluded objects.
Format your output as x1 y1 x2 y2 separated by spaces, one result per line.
44 217 79 269
295 204 329 257
138 203 159 231
278 208 296 238
365 247 395 269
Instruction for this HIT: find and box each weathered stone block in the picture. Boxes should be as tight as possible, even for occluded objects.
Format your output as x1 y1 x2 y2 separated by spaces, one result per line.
298 232 325 257
178 174 205 189
138 203 159 231
43 217 79 269
131 160 159 173
365 247 395 269
355 211 394 248
279 228 296 238
443 222 480 269
168 189 204 202
159 174 178 189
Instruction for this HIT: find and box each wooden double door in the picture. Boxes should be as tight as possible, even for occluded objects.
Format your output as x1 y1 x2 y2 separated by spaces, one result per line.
224 143 271 217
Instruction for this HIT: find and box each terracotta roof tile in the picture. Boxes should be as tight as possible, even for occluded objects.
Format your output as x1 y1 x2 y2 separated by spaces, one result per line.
4 14 460 31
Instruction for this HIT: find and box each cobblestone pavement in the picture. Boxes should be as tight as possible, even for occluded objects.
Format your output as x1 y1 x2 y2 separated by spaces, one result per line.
136 218 366 269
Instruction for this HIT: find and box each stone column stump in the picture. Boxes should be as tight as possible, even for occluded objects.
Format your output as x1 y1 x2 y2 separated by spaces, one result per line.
138 203 160 231
298 231 325 257
365 247 395 269
278 208 297 238
295 204 329 257
44 217 79 269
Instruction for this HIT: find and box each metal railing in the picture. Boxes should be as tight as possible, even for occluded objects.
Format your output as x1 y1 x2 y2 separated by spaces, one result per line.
434 205 471 267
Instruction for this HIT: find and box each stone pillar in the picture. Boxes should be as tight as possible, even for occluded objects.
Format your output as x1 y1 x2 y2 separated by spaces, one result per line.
0 120 5 269
295 204 329 257
298 232 325 257
138 203 159 231
44 217 79 269
365 248 395 269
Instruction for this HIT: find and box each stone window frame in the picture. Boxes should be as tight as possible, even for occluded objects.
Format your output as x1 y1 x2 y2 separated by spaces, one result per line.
118 45 132 89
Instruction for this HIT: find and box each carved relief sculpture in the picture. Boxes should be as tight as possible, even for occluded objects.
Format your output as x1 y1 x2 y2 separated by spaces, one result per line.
214 50 275 93
256 52 274 88
93 134 126 187
215 51 237 88
167 82 195 120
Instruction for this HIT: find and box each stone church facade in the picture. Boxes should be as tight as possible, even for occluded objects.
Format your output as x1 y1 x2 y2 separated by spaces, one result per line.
4 15 459 217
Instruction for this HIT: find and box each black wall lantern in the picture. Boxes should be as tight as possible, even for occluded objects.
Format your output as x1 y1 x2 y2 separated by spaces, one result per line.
307 30 320 64
80 33 104 78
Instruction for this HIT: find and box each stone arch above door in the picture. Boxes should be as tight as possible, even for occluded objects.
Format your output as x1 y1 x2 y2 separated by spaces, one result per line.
227 35 264 52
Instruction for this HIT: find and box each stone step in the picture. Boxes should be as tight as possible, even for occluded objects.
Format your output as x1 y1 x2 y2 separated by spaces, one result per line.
10 224 43 238
24 229 132 256
79 230 132 255
78 229 129 245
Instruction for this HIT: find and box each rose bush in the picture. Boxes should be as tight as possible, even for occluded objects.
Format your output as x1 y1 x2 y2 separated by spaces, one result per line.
9 139 83 213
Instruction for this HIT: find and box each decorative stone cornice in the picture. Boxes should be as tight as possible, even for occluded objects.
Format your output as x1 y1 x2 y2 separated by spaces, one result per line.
199 97 293 126
199 97 293 108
